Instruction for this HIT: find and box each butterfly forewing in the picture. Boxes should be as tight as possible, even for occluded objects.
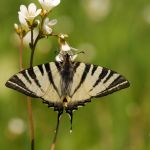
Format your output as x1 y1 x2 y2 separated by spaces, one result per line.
70 63 130 104
5 59 130 111
5 62 62 104
41 62 62 103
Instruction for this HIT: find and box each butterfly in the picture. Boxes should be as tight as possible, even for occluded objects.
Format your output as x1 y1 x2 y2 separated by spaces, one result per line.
5 53 130 130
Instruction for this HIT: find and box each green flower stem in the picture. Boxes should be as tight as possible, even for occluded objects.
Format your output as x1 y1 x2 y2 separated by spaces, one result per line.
18 36 35 150
28 24 43 150
27 96 34 150
28 20 60 150
28 26 41 150
50 113 61 150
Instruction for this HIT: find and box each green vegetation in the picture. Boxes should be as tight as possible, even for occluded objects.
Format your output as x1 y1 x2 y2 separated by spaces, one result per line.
0 0 150 150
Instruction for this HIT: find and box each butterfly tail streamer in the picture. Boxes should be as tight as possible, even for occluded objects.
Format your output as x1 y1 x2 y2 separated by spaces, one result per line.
66 109 73 133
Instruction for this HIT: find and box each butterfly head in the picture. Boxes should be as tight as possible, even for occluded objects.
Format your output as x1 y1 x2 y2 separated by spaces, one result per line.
55 51 77 63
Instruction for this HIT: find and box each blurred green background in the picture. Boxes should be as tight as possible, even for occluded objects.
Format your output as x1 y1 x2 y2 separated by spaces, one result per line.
0 0 150 150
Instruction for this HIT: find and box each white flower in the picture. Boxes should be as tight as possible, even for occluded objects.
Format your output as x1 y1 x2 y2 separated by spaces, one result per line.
18 14 29 31
23 30 39 45
58 34 71 51
39 0 60 12
18 3 41 24
55 51 78 62
61 42 71 51
42 18 57 34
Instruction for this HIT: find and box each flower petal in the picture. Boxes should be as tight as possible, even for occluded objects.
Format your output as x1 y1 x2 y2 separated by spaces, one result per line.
20 5 28 16
45 26 52 34
35 9 42 16
18 14 29 30
39 0 48 10
38 0 43 5
28 3 37 14
18 14 26 24
39 0 61 12
61 43 71 51
48 19 57 26
50 0 61 7
44 18 49 24
18 11 25 18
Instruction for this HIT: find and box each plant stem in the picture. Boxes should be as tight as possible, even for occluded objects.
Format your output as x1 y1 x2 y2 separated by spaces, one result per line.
19 37 34 149
19 38 23 70
28 27 35 150
50 112 62 150
50 121 59 150
28 27 42 150
30 28 34 67
18 35 35 149
27 96 35 150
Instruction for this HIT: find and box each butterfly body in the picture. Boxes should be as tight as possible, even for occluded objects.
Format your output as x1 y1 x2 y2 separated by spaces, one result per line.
60 54 74 97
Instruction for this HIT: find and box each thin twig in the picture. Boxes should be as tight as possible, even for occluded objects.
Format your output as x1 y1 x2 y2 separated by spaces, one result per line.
30 33 41 67
27 21 59 150
30 28 34 67
27 27 35 150
28 27 42 150
18 37 34 149
51 121 59 150
50 112 62 150
27 96 35 150
19 38 23 70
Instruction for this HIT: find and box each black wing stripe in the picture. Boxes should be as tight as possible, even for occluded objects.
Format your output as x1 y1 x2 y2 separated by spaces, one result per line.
73 62 80 73
93 68 108 88
21 70 32 84
5 80 38 98
5 75 37 97
55 61 62 72
103 71 114 83
27 68 42 88
38 64 44 75
45 63 60 97
9 75 28 90
91 65 97 75
72 64 91 96
108 75 124 89
95 80 130 98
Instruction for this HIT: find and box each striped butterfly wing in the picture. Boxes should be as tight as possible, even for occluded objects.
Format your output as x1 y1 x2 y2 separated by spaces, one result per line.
5 62 63 107
68 62 130 109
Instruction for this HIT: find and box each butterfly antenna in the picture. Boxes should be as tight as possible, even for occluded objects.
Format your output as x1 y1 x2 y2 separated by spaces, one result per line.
76 50 85 55
70 47 85 55
51 110 63 150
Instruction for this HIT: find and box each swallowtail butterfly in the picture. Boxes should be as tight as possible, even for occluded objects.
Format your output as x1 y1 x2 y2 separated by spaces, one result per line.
5 53 130 130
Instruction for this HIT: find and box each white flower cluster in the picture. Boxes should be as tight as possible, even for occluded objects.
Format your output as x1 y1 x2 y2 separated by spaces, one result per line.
14 0 79 62
14 0 60 38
